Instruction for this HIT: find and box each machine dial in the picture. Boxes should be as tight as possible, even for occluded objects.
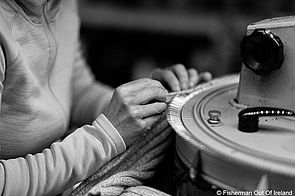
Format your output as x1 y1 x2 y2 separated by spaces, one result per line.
240 29 284 75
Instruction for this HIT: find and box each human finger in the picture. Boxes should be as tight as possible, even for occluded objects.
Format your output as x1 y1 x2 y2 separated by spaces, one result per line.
170 64 189 90
188 70 213 87
199 71 212 82
188 68 199 88
143 114 163 130
132 86 168 105
151 69 181 92
119 78 164 93
131 102 167 119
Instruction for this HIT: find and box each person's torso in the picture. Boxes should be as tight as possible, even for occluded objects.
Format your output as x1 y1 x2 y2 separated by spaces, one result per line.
0 0 79 158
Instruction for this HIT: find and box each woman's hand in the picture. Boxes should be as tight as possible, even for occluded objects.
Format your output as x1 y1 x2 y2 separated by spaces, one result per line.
150 64 212 92
103 78 168 147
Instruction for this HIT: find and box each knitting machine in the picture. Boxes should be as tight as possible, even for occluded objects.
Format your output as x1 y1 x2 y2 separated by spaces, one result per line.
167 16 295 194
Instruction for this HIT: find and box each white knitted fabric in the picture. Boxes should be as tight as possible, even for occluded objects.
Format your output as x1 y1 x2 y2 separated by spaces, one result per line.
71 118 172 196
87 172 169 196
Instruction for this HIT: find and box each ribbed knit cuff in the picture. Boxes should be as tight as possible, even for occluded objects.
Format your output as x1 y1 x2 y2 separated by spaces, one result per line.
0 163 4 194
95 114 126 154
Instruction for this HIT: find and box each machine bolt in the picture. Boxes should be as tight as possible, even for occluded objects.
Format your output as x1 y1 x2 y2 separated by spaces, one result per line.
207 110 222 126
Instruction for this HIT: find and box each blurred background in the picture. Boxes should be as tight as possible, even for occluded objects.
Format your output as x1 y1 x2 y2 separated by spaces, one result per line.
78 0 295 88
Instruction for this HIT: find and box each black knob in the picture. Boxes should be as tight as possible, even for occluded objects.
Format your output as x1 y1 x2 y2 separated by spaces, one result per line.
240 29 284 75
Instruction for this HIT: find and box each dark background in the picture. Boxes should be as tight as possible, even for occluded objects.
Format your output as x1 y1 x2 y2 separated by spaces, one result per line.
79 0 295 87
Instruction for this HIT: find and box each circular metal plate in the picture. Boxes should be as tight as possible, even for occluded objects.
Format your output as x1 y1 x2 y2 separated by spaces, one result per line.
167 74 295 190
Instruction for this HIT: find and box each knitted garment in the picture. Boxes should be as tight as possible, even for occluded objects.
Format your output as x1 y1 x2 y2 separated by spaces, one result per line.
71 118 172 196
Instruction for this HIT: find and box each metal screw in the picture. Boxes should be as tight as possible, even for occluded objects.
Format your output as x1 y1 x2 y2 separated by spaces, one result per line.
207 110 222 126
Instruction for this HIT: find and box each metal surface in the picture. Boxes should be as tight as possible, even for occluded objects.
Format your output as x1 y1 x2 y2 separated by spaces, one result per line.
167 74 295 190
237 16 295 112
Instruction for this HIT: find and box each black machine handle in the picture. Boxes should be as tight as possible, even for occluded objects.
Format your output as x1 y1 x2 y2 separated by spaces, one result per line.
238 107 295 132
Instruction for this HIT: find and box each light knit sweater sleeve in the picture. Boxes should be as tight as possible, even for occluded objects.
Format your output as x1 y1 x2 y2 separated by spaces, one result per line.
0 114 126 196
0 46 4 109
71 42 114 127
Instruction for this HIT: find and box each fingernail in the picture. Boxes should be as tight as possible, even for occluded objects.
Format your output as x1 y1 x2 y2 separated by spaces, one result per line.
189 82 194 88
